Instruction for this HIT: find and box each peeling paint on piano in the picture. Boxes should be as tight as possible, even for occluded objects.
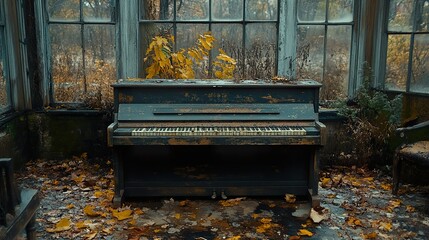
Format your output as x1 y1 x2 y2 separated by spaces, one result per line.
108 79 325 208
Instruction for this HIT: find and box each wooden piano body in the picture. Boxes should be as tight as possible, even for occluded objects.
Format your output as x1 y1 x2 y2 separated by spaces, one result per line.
107 79 326 207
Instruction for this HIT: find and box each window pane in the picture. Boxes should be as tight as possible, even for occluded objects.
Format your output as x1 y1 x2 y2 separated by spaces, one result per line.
385 35 410 91
410 34 429 93
245 23 276 79
297 0 325 22
140 0 173 20
246 0 278 21
139 23 173 77
49 24 85 102
324 25 351 100
84 25 116 104
176 0 209 21
211 24 243 78
83 0 112 22
176 24 209 78
212 0 243 21
388 0 414 32
328 0 353 22
48 0 80 21
296 25 324 85
416 0 429 32
0 31 6 109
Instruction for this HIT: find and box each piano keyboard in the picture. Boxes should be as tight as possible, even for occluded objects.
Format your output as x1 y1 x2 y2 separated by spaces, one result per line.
131 126 308 136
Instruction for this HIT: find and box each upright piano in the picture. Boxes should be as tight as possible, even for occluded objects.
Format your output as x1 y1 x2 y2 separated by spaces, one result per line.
107 79 326 207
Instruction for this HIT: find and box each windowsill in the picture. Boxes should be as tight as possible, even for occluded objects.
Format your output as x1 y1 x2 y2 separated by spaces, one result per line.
40 109 109 116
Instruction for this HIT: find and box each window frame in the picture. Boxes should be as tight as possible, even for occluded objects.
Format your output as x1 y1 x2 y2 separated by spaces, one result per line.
376 0 429 96
0 0 11 114
36 0 118 107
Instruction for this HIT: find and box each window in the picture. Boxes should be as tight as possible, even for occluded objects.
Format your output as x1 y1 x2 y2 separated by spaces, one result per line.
385 0 429 94
0 0 10 113
295 0 356 101
37 0 360 107
137 0 359 102
45 0 116 107
139 0 278 80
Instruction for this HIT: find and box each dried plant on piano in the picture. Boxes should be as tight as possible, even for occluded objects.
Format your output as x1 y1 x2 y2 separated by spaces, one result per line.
144 32 236 80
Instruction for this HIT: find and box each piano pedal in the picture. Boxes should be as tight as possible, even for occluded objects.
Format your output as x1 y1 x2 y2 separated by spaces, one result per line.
221 191 227 200
211 190 217 199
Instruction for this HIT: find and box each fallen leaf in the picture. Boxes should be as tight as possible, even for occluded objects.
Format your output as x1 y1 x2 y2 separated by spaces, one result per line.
226 236 241 240
285 194 296 203
346 216 363 228
219 197 246 207
379 221 393 231
297 229 313 237
84 205 102 217
310 207 330 223
84 232 97 240
406 205 415 212
112 209 133 220
46 218 72 233
363 232 378 239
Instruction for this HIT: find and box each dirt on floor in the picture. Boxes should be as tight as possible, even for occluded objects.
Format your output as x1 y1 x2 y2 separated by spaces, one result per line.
13 154 429 240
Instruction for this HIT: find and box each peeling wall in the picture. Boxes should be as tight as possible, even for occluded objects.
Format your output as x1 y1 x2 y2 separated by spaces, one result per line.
26 112 112 160
0 115 32 169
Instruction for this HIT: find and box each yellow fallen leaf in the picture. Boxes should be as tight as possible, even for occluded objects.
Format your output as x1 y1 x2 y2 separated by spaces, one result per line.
285 194 296 203
66 204 75 209
406 205 415 212
219 197 246 207
93 191 104 198
379 222 393 231
251 213 259 219
226 236 241 240
321 177 331 187
380 183 392 191
260 218 272 224
84 231 97 240
175 213 181 219
298 229 313 237
46 218 72 233
128 218 137 225
75 220 89 229
363 232 378 239
84 205 102 217
112 209 133 221
134 208 144 215
103 227 113 234
346 216 363 227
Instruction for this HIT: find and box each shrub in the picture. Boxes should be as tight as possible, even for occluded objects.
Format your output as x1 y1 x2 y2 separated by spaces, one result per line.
333 62 403 166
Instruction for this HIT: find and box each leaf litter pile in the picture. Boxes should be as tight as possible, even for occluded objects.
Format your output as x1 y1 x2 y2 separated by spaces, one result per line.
15 154 429 239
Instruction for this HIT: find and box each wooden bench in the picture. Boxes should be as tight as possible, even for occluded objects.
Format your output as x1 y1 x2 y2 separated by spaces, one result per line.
0 158 40 240
393 120 429 195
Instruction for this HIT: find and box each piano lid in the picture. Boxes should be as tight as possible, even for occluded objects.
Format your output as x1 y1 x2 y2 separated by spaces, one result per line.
117 103 317 122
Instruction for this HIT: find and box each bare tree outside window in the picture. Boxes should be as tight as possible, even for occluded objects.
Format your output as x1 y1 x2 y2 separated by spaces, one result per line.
0 17 7 111
296 0 354 102
47 0 116 109
386 0 429 94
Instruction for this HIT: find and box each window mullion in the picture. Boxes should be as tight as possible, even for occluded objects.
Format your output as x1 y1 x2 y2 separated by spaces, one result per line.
277 0 296 78
119 0 139 79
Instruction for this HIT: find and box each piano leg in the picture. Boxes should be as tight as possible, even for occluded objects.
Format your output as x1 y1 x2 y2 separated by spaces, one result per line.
113 148 124 208
309 148 321 208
